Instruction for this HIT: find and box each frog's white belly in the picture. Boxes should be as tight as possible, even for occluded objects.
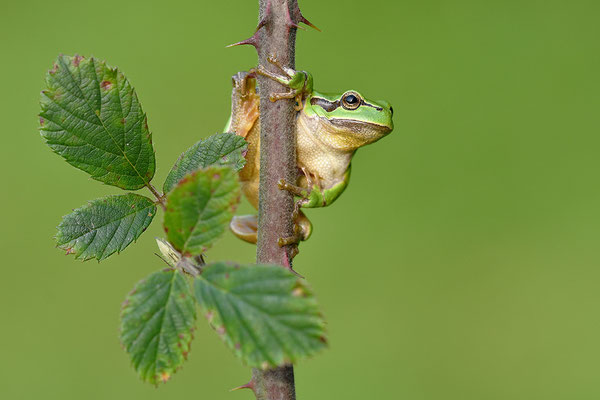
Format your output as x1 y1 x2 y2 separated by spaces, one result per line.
296 112 354 189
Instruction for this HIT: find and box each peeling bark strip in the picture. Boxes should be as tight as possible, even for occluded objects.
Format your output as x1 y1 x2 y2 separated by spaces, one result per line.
257 0 300 398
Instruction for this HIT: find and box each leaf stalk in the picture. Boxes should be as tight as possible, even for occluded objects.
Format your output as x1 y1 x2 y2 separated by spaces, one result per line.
147 183 166 210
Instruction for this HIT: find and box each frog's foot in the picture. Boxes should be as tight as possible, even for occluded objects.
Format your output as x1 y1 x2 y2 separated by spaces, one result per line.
278 231 302 247
279 170 323 201
300 166 323 191
265 55 298 80
269 92 304 111
238 71 258 98
277 178 308 198
254 68 305 107
230 215 258 244
277 181 313 248
278 210 312 247
251 57 309 108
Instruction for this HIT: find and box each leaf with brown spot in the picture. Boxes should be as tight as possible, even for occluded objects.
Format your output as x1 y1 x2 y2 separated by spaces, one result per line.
120 269 196 385
163 166 240 256
163 132 246 194
56 193 156 261
194 262 327 368
39 55 155 190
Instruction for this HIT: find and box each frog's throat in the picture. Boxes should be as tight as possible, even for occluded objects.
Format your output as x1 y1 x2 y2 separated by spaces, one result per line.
297 111 391 153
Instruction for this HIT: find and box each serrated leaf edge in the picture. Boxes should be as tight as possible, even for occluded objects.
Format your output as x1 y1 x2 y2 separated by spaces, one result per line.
56 194 156 261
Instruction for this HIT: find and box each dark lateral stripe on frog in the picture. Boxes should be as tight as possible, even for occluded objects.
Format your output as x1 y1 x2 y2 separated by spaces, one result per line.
310 96 384 112
359 100 383 111
310 97 340 112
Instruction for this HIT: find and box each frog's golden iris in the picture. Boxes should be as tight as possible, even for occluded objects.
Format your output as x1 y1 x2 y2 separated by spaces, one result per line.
341 92 361 110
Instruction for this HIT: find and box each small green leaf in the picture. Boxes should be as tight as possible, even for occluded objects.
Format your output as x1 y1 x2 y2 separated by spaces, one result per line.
40 55 156 190
56 193 156 261
194 262 327 368
164 166 240 256
121 269 196 385
163 132 246 193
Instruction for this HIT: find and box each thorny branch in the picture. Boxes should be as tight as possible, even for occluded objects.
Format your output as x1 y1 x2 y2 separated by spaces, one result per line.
229 0 317 399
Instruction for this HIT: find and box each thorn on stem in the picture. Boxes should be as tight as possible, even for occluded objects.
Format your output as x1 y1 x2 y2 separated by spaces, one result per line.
231 380 255 392
282 249 303 278
288 267 304 279
293 3 321 32
299 15 320 32
258 0 272 31
226 32 259 49
256 17 268 33
284 5 303 30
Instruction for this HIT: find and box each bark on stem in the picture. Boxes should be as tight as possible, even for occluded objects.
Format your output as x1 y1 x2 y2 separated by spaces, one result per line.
254 0 299 399
256 0 298 267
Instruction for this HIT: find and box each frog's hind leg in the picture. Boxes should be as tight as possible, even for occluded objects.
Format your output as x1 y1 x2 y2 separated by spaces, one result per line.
230 72 260 140
278 210 312 247
230 210 312 247
230 215 258 244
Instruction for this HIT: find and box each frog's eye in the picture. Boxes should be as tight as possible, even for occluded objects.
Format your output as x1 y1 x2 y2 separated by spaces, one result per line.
341 92 362 110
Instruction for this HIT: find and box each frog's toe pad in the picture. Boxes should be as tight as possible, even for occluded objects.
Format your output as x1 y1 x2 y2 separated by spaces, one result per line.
230 215 258 244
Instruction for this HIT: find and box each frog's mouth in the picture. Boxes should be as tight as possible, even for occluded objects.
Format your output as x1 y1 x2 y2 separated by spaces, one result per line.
329 118 393 136
322 118 393 149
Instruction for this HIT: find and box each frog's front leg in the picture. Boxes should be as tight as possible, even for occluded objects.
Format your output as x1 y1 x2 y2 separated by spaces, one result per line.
251 56 313 110
279 166 351 208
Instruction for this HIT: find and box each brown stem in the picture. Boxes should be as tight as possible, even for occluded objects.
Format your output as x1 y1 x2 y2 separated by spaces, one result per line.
254 0 300 398
251 365 296 400
256 0 298 268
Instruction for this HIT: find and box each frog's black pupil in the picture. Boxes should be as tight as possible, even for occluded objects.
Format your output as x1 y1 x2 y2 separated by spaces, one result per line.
345 94 358 104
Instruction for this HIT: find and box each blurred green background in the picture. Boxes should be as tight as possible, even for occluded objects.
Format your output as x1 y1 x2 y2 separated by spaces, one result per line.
2 0 599 399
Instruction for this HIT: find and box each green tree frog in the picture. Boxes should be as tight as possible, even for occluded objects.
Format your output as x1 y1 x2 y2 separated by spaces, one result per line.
227 58 394 247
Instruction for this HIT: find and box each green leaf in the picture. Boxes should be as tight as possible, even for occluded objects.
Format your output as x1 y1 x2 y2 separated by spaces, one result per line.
39 55 156 190
194 262 327 368
56 193 156 261
163 132 246 193
120 269 196 385
163 166 240 256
